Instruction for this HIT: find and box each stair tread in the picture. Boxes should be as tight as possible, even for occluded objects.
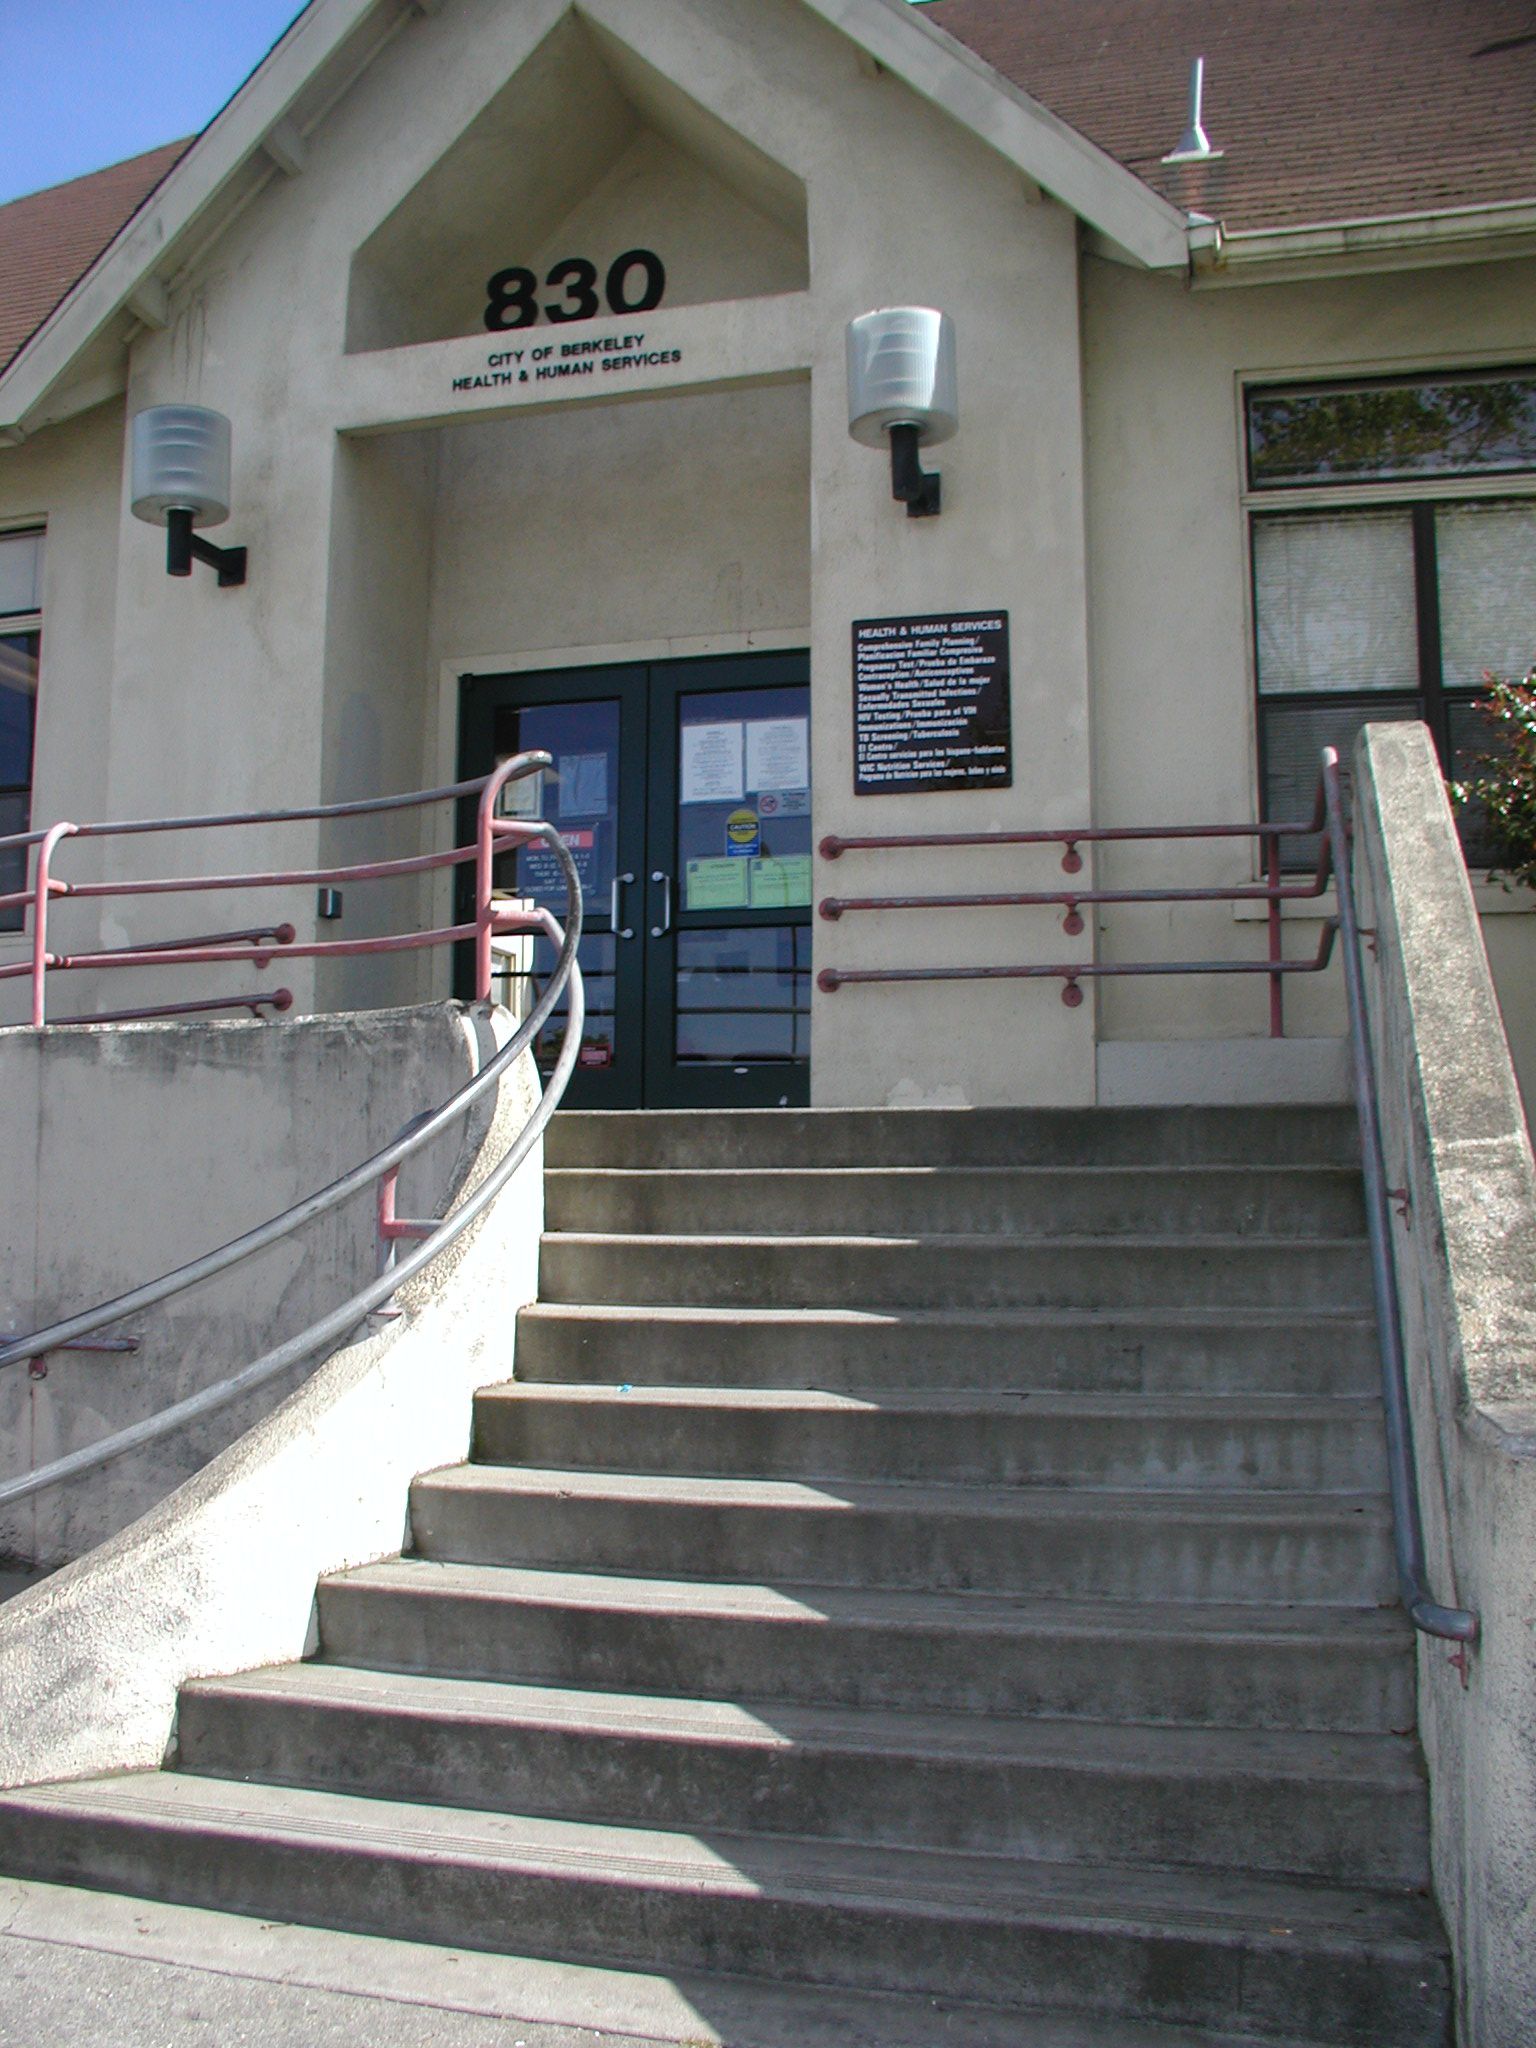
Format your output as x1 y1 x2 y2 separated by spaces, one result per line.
517 1301 1377 1328
1 1773 1442 1950
185 1664 1422 1784
326 1558 1413 1643
0 1883 1366 2048
415 1464 1392 1521
548 1171 1368 1187
544 1106 1363 1174
478 1383 1384 1421
543 1229 1371 1251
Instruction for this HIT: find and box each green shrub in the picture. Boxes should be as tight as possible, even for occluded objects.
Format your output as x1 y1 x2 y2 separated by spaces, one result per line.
1451 665 1536 891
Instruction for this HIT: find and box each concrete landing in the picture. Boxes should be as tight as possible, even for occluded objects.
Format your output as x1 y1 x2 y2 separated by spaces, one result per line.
0 1875 1322 2048
0 1877 637 2048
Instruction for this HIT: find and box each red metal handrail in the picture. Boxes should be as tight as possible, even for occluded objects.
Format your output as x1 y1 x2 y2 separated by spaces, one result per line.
0 761 551 1028
816 778 1335 1038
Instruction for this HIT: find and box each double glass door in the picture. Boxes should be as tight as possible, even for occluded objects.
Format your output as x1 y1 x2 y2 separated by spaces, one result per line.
457 652 812 1108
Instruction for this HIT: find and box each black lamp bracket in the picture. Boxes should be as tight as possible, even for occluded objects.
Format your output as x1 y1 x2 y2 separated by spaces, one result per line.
166 507 247 587
888 422 942 518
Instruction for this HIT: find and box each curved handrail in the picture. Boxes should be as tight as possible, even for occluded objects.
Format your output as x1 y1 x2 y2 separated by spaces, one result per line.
1322 746 1478 1645
0 771 509 855
0 794 584 1510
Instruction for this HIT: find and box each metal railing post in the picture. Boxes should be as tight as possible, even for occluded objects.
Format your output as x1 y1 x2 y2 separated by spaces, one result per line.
30 821 76 1028
475 753 552 1001
1266 833 1284 1038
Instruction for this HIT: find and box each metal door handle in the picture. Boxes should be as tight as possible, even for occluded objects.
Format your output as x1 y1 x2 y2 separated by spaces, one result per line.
610 871 635 940
650 870 672 938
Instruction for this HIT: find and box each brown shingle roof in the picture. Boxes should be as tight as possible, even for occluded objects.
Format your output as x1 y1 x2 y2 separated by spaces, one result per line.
924 0 1536 233
0 141 190 374
3 2 1536 378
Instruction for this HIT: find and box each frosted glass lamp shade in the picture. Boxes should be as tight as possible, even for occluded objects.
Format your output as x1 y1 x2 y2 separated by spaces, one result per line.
130 406 233 529
846 308 958 450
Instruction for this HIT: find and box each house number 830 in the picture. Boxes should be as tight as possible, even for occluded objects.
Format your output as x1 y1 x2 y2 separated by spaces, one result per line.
484 250 667 331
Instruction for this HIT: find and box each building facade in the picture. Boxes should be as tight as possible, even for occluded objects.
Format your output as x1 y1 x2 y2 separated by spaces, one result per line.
1 0 1533 1108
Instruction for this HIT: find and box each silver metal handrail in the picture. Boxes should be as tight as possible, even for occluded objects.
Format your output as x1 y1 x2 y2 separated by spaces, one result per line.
1322 746 1477 1646
0 827 583 1509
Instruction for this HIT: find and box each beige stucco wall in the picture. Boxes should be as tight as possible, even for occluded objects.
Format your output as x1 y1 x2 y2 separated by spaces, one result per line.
1080 251 1536 1102
313 429 440 1013
0 402 126 1028
427 380 811 667
3 0 1534 1103
1 0 1100 1104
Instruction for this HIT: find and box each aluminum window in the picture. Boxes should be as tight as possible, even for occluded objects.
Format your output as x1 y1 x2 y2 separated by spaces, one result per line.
1245 376 1536 870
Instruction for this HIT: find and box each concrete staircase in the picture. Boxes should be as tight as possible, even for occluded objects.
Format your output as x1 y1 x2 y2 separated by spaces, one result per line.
0 1106 1451 2046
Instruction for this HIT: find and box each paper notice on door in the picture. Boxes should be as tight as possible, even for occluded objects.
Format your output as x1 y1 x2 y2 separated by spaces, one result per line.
746 717 808 797
495 759 543 818
749 854 813 909
686 857 751 910
681 722 744 804
558 752 609 818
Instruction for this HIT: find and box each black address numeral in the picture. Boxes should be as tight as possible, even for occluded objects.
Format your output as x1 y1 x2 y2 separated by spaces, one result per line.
484 267 539 332
605 249 666 316
484 251 667 332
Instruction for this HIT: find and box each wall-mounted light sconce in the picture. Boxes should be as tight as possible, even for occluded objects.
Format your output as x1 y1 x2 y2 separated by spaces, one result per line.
846 307 958 518
130 405 248 586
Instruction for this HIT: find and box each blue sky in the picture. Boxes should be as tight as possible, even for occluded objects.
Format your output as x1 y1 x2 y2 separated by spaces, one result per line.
0 0 939 207
0 1 309 204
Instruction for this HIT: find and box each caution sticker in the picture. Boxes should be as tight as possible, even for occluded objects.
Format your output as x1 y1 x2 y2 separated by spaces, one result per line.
725 808 761 859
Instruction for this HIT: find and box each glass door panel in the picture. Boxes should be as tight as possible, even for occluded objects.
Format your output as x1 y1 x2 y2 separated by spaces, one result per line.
499 698 622 913
675 926 812 1070
458 667 646 1108
460 652 809 1108
645 657 812 1107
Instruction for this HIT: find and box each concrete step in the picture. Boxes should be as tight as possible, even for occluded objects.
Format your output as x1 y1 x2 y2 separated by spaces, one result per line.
512 1302 1382 1397
177 1664 1428 1887
317 1561 1416 1734
0 1877 1386 2048
472 1385 1390 1494
546 1106 1362 1171
407 1467 1396 1605
543 1165 1368 1239
537 1233 1373 1313
0 1774 1448 2045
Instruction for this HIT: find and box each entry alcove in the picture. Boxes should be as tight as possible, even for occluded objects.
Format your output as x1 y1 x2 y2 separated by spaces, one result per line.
314 372 811 1026
344 10 809 356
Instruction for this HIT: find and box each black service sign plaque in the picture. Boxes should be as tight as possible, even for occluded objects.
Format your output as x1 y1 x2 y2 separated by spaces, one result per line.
852 611 1012 795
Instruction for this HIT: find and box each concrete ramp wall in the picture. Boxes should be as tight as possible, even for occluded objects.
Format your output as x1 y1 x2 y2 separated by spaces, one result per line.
0 1003 503 1567
0 1006 542 1788
1354 722 1536 2048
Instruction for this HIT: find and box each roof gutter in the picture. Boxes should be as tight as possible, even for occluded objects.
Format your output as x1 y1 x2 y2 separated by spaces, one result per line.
1189 195 1536 284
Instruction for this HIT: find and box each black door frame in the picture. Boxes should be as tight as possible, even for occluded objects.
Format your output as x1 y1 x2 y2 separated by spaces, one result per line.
456 650 811 1109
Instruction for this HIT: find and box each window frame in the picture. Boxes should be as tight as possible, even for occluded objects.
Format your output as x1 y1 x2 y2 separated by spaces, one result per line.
1245 364 1536 493
1238 370 1536 870
0 526 44 939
